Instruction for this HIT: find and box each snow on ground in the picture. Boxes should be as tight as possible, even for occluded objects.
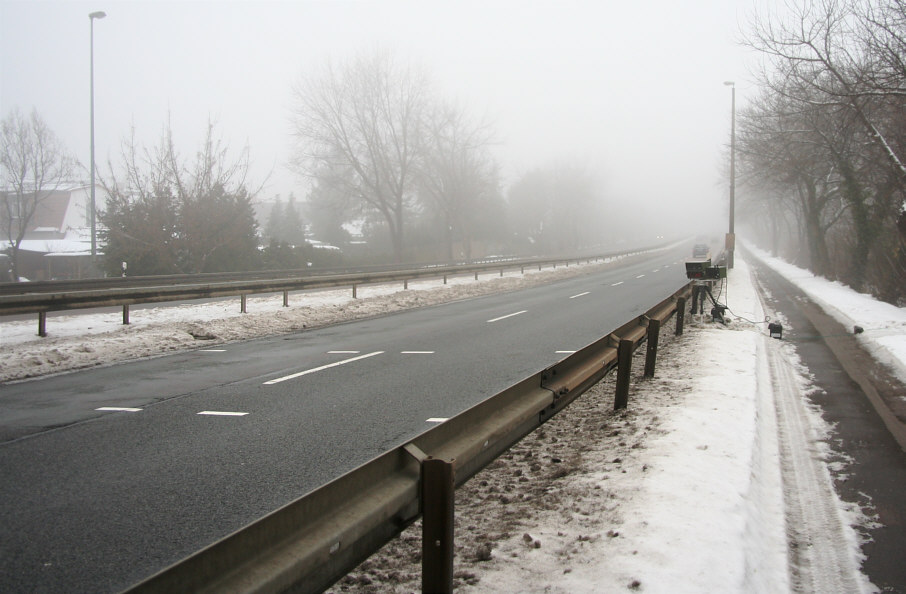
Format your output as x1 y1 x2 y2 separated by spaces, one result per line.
745 243 906 385
328 254 876 593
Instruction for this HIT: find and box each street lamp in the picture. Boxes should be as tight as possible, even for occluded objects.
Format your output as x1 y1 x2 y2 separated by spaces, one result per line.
723 80 736 269
89 10 105 270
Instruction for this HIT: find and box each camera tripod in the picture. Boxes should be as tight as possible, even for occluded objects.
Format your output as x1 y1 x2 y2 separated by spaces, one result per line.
689 280 727 324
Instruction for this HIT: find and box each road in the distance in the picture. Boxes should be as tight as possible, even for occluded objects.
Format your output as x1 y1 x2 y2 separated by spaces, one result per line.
0 247 689 592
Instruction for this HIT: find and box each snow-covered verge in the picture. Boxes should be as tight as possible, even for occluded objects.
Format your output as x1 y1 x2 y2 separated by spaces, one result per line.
744 243 906 385
327 256 876 593
0 256 639 383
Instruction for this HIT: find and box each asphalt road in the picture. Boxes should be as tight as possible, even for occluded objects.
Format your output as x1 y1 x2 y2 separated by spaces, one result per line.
0 247 689 593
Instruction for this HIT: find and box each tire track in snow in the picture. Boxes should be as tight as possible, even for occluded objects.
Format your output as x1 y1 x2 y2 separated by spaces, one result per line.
764 336 867 593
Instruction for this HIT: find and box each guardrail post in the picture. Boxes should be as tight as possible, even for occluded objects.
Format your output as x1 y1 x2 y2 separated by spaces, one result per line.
353 284 358 299
443 274 448 285
283 291 289 307
240 294 247 314
38 312 46 337
404 279 409 290
614 338 633 409
644 318 660 378
474 271 479 281
675 297 686 336
123 304 130 325
422 457 454 594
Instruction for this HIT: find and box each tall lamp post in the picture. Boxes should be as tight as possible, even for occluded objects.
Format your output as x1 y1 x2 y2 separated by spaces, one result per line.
723 80 736 269
89 10 106 271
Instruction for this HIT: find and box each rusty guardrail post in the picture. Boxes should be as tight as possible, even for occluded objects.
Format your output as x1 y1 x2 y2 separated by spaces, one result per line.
644 318 660 378
675 297 686 336
614 338 633 409
422 457 455 594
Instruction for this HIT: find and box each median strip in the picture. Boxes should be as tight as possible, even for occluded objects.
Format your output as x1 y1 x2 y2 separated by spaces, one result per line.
263 351 385 385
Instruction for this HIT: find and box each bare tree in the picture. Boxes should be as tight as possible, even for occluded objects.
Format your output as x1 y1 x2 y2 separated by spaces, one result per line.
507 163 601 255
290 49 429 262
0 107 74 281
416 101 501 260
737 87 850 275
745 0 906 181
742 0 906 299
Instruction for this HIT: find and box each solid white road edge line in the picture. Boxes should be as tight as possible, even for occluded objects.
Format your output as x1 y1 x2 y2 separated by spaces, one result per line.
263 351 385 385
487 310 528 323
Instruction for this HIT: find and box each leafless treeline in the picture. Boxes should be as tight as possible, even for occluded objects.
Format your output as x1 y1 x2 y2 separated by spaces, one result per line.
740 0 906 303
290 49 604 263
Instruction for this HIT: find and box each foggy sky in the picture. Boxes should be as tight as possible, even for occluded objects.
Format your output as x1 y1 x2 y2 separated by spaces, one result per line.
1 0 759 238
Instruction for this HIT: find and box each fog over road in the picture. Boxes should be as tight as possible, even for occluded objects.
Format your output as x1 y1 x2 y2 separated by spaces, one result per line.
0 247 688 592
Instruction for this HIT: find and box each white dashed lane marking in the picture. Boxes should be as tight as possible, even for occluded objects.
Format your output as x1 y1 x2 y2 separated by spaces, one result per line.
198 411 249 416
636 274 645 279
263 351 384 385
555 350 577 354
569 292 590 299
96 407 142 412
487 310 527 323
199 349 226 352
401 351 435 354
328 350 360 354
426 418 448 423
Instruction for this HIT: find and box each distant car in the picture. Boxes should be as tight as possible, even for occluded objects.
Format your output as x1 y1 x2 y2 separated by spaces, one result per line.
692 243 710 258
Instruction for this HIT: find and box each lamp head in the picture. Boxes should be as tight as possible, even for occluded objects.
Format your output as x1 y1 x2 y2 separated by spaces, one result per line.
89 11 106 20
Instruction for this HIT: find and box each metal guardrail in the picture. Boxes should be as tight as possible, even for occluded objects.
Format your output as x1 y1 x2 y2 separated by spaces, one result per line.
0 248 656 337
124 282 692 594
